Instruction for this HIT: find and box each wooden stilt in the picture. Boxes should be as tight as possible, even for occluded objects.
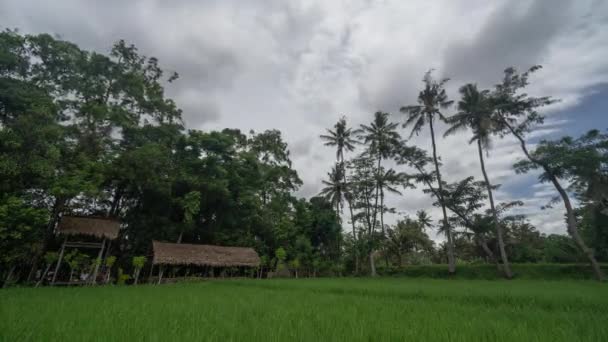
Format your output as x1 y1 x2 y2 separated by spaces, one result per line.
90 238 106 285
100 241 112 275
147 262 155 283
157 266 164 285
51 237 68 286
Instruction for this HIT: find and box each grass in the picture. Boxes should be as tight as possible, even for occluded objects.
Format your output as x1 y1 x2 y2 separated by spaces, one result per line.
1 278 607 341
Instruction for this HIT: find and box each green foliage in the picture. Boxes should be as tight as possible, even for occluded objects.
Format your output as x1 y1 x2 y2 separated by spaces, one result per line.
132 256 147 270
275 247 286 263
116 268 130 285
0 196 47 265
105 256 117 268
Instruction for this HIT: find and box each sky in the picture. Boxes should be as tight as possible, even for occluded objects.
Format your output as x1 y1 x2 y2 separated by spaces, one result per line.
2 0 607 239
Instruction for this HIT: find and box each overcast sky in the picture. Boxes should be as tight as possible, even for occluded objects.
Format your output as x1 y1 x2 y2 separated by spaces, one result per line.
2 0 607 239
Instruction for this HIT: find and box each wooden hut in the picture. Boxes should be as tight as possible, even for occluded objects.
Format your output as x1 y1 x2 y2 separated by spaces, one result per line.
51 216 120 285
151 241 260 283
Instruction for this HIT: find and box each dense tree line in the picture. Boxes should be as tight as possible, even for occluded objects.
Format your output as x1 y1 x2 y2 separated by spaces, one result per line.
1 30 606 285
0 30 341 285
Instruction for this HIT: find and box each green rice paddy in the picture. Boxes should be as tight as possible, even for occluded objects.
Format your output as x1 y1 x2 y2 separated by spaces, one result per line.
2 278 607 341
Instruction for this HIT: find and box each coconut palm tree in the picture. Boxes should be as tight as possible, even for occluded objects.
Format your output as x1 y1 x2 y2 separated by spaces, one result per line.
376 168 406 266
400 70 456 273
320 117 360 271
356 112 400 228
319 164 345 221
376 168 405 236
320 116 357 163
444 83 513 278
356 112 400 275
320 117 358 231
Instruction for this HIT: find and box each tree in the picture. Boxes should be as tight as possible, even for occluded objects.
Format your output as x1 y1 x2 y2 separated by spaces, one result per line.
104 256 117 284
514 129 607 279
289 258 301 278
0 196 47 285
274 247 287 272
356 111 400 275
132 256 146 285
400 70 456 273
320 117 358 269
445 84 513 278
319 164 345 221
494 65 604 280
385 218 434 266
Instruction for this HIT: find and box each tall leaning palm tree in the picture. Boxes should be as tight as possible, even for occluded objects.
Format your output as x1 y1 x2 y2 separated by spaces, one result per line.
400 70 456 274
444 83 513 278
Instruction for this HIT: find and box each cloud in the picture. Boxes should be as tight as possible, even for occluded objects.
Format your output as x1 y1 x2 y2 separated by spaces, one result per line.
2 0 607 238
443 0 575 86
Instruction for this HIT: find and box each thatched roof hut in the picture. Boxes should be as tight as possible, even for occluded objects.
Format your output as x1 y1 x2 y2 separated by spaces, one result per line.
152 241 260 267
57 216 120 240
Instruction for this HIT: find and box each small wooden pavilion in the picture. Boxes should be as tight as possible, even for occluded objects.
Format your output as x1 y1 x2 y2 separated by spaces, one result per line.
51 216 120 285
151 241 260 283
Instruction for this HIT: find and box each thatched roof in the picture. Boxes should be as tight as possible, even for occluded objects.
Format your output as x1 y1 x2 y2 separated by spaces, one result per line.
57 216 120 240
152 241 260 267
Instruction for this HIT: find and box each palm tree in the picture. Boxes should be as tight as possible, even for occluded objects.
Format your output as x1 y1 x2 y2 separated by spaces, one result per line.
400 70 456 273
376 168 404 266
376 168 404 236
444 83 513 278
356 112 400 275
320 117 360 272
416 210 432 230
356 112 400 229
320 117 357 163
319 164 345 220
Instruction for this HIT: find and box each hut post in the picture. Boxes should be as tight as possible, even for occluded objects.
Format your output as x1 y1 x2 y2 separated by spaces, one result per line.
90 238 106 285
101 240 112 275
148 261 155 283
51 236 68 286
157 265 165 285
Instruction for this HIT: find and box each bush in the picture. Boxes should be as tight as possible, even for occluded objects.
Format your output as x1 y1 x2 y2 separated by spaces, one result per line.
377 263 608 280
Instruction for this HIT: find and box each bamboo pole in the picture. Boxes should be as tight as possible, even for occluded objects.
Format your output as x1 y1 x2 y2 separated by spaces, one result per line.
51 237 68 286
90 238 106 285
157 266 164 285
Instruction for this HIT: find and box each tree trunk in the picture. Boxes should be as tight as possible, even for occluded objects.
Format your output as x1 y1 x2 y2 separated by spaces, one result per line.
479 238 501 272
477 139 513 279
429 119 456 273
134 269 140 285
109 186 123 217
341 155 359 274
176 231 183 244
503 120 604 281
367 155 382 276
369 252 377 277
381 189 390 267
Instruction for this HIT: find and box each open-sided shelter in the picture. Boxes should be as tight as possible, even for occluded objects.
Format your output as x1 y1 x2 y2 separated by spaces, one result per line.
51 216 120 285
151 241 260 283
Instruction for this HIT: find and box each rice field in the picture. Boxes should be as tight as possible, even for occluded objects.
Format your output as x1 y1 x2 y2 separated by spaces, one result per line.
2 278 607 341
